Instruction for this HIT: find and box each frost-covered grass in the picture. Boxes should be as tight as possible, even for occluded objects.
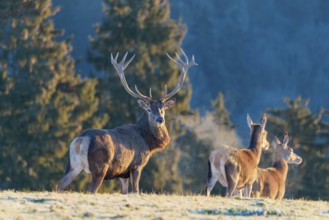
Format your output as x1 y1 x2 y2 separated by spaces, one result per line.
0 191 328 219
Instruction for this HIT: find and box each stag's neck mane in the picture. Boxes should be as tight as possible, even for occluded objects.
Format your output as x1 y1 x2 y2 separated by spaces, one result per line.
137 112 170 153
273 159 288 181
248 125 263 162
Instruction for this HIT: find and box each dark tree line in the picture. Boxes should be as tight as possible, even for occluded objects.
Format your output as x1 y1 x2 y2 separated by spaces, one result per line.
0 0 328 200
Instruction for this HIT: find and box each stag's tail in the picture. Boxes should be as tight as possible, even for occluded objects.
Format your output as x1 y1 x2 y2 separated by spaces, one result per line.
208 160 212 182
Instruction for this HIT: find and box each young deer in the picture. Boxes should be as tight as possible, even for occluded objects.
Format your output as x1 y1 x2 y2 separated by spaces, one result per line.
207 114 269 197
251 132 302 199
57 49 197 194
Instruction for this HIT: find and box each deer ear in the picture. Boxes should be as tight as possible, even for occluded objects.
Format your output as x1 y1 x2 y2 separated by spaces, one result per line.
164 99 175 109
247 114 253 128
282 132 289 147
271 136 281 148
260 113 267 129
138 99 150 111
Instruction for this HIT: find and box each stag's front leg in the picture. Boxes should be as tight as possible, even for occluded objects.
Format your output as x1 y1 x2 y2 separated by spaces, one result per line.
130 169 141 193
119 178 129 194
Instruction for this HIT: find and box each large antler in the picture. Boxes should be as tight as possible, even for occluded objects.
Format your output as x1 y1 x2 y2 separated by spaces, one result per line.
111 52 152 102
162 48 197 101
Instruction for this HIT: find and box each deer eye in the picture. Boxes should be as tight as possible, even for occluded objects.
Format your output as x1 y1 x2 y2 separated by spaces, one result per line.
147 108 151 112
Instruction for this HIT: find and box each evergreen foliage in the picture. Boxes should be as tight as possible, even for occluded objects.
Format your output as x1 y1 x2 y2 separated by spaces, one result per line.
0 0 104 190
211 92 234 129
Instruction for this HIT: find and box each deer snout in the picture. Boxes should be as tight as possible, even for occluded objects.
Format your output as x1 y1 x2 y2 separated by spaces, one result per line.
263 140 270 150
156 117 164 124
296 156 303 165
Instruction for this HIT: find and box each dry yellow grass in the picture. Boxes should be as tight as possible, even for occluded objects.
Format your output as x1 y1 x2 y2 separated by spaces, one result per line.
0 191 328 219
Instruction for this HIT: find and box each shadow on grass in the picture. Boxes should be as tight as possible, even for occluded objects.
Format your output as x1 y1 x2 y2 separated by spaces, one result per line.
25 198 57 203
188 207 282 217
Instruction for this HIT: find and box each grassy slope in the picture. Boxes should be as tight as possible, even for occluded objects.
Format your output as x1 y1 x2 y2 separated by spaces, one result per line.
0 191 328 220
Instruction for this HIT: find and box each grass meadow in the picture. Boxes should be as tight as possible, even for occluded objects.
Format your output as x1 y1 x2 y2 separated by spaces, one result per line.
0 191 328 219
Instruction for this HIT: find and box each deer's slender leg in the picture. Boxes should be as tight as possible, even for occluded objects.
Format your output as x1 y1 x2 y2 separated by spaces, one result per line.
57 166 83 192
276 188 285 200
206 176 217 196
226 177 238 197
232 189 243 197
119 178 129 194
130 169 141 193
244 183 253 197
225 162 239 197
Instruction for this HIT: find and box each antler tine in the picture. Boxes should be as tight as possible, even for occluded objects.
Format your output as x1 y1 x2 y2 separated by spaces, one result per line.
123 54 135 69
180 48 188 63
163 84 168 97
110 53 119 63
134 85 150 100
162 49 197 101
166 52 180 66
111 52 150 101
191 55 198 66
175 52 186 66
120 52 128 65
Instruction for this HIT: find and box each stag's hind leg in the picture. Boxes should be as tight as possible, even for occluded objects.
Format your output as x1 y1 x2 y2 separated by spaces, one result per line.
87 163 109 194
57 166 83 192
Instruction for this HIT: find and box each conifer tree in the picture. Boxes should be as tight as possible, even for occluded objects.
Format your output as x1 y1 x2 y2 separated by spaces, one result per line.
0 0 105 190
211 92 234 129
88 0 191 192
266 97 329 200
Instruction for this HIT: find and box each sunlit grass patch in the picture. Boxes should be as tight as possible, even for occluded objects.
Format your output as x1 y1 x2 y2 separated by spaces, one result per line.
0 191 327 219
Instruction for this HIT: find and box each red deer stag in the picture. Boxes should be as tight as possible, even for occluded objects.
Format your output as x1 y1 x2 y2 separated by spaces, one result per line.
251 132 302 199
57 49 197 194
207 114 269 197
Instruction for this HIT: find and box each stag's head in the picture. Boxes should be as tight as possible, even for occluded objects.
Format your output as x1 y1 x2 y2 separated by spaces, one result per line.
111 49 197 127
272 132 303 165
247 113 270 150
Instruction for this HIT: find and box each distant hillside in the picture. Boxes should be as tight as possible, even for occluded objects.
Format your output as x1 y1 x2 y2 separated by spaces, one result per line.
53 0 329 143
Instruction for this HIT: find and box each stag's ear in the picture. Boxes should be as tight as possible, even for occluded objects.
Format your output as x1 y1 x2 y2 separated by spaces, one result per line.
260 113 267 129
271 136 281 148
138 99 150 111
247 114 253 128
282 132 289 147
164 98 175 110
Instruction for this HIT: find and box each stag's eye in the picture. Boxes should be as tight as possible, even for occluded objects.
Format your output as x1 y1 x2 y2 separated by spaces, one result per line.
147 108 151 112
